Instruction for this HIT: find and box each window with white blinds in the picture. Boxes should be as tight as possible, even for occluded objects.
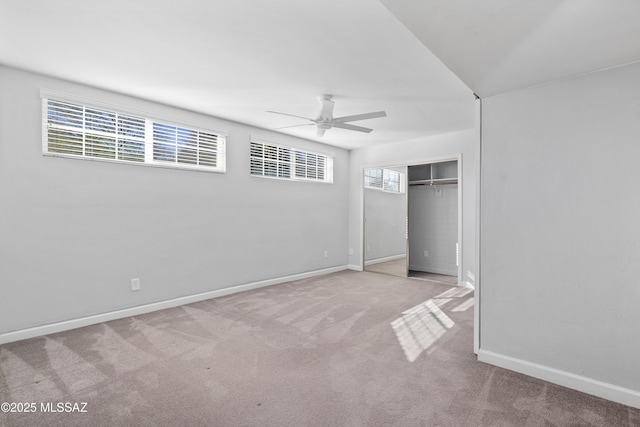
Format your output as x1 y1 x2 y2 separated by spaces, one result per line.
250 141 333 183
364 168 404 193
152 123 220 168
43 98 226 173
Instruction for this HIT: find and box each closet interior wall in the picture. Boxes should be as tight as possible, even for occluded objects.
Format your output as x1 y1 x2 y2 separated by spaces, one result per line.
408 161 459 276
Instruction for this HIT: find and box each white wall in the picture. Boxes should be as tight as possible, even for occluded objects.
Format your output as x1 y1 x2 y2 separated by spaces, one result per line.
348 130 476 284
0 66 349 337
480 61 640 404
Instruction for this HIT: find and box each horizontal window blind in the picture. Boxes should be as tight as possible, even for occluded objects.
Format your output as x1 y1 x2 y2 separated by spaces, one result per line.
47 100 146 162
250 141 332 183
294 151 326 181
153 123 219 168
43 99 225 173
250 142 292 178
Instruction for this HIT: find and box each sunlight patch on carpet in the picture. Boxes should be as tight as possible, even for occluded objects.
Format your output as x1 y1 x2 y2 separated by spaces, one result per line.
391 299 454 362
391 286 474 362
451 298 474 312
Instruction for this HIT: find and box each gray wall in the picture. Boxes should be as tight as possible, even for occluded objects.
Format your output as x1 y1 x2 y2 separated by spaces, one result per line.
0 66 349 335
363 183 407 263
348 130 476 285
481 61 640 393
408 184 458 275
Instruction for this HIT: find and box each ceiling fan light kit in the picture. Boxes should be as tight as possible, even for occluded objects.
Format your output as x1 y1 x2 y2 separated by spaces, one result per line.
268 94 386 137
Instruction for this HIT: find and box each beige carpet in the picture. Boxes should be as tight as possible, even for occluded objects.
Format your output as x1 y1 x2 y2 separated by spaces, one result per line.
1 270 639 426
364 258 407 277
408 271 458 285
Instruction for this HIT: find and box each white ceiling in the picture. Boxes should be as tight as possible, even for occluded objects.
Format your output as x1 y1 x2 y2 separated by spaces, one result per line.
0 0 474 150
1 1 639 150
380 0 640 98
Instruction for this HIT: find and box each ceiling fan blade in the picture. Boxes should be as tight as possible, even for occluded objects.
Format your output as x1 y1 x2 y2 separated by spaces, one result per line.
275 123 315 130
332 123 373 133
317 95 335 120
266 111 316 122
316 127 327 137
332 111 387 123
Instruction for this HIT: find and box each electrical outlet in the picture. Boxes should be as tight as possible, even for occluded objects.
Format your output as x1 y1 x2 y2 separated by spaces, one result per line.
323 251 328 259
424 250 429 257
131 278 141 291
366 245 370 252
349 248 354 256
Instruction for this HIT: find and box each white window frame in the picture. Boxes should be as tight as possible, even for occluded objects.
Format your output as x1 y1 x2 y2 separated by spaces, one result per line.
41 90 227 173
250 139 333 183
364 167 405 193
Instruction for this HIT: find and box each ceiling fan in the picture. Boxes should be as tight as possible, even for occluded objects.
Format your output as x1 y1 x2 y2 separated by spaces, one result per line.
267 94 387 137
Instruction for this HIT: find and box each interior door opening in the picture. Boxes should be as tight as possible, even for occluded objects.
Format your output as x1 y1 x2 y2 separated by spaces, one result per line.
363 159 461 286
407 160 459 285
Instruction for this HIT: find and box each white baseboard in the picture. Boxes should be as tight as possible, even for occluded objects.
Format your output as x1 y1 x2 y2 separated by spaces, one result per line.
364 254 406 266
347 264 363 271
0 265 349 345
478 349 640 410
408 265 458 276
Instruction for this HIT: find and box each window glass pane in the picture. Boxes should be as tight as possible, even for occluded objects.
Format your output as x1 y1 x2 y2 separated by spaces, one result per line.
153 123 176 162
251 157 264 175
199 150 217 167
85 108 116 134
250 142 263 158
365 168 403 193
278 147 290 161
317 160 325 180
264 160 278 177
85 135 116 159
199 132 218 152
364 168 383 189
294 151 307 178
118 115 145 139
383 170 400 192
295 162 306 179
48 100 83 128
48 129 83 155
118 139 145 162
178 148 198 165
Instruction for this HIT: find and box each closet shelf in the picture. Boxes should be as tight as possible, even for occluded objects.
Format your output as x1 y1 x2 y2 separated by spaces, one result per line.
409 178 458 186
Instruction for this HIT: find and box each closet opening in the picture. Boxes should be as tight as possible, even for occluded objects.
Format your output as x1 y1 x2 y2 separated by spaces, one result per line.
407 160 459 285
362 159 461 286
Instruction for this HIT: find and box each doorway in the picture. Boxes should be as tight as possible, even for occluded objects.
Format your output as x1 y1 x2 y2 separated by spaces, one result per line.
362 159 461 285
407 161 459 285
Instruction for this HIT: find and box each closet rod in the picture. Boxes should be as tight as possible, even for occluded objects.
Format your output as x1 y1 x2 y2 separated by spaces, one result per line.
409 180 458 186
